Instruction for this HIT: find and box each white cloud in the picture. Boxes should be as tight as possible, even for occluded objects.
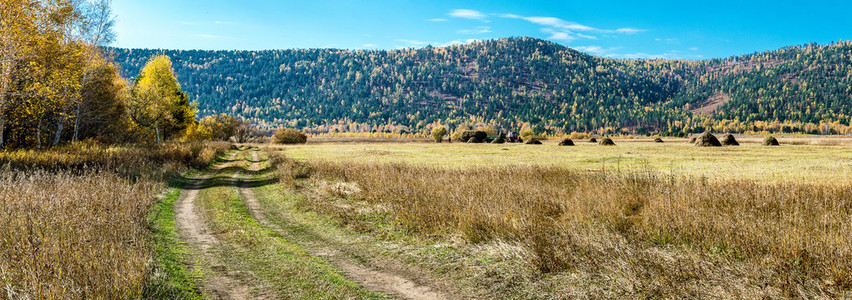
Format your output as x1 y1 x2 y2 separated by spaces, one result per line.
500 13 644 39
458 26 491 34
396 39 430 46
688 47 699 51
541 28 573 41
197 34 221 38
504 15 597 31
427 18 448 22
440 40 464 47
214 21 236 25
362 43 377 48
573 45 604 54
448 9 486 20
395 38 479 49
615 28 644 34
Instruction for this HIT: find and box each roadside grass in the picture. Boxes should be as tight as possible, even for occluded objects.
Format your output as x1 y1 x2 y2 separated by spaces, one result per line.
276 140 852 183
192 151 384 299
144 185 204 299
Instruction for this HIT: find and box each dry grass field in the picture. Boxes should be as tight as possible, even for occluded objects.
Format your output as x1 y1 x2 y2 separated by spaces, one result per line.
0 142 231 299
276 137 852 184
263 136 852 298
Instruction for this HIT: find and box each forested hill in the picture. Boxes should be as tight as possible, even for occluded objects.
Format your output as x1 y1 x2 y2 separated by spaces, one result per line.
111 37 852 135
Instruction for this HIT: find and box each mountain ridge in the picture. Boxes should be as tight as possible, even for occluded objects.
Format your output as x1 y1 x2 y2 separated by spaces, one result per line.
111 37 852 135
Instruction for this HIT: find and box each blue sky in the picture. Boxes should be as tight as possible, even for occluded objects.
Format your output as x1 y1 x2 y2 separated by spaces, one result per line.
113 0 852 59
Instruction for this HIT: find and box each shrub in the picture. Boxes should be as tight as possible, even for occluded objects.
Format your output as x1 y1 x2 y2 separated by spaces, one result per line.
589 138 598 143
272 128 307 144
558 138 574 146
654 137 664 143
431 126 448 143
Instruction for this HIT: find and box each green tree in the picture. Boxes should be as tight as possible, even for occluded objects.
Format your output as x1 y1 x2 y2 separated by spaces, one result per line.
430 126 447 143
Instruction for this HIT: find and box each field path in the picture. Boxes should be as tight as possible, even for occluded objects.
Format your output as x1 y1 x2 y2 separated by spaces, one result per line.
174 151 257 299
240 149 448 300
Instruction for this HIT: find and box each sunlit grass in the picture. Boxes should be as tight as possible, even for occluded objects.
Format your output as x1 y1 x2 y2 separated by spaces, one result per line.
276 139 852 184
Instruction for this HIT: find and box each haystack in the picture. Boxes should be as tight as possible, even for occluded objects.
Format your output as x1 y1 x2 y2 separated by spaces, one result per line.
524 138 542 145
599 138 616 146
460 130 487 142
689 137 696 143
654 137 664 143
589 138 598 143
491 134 506 144
694 132 722 147
763 136 780 146
467 137 482 143
558 138 575 146
721 134 739 146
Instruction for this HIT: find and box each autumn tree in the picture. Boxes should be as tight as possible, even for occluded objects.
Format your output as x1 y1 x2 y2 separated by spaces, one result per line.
430 126 447 143
128 55 196 143
0 0 123 148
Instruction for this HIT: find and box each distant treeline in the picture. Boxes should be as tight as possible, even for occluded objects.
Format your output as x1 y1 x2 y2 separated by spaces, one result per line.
112 38 852 136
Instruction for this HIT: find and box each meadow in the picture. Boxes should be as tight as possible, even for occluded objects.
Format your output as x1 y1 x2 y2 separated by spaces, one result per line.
266 136 852 298
277 137 852 184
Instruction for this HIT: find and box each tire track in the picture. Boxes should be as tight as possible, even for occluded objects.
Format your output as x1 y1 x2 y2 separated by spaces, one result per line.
174 151 253 300
239 149 448 300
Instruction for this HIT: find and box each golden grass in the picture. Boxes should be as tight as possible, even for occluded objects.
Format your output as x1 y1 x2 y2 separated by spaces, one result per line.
0 142 231 298
266 141 852 297
276 139 852 184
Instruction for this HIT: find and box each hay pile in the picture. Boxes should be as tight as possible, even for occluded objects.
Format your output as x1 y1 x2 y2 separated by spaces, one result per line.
467 137 482 143
694 132 722 147
491 135 506 144
524 138 542 145
558 138 574 146
654 137 664 143
599 138 616 146
689 137 696 143
763 136 780 146
721 134 739 146
460 130 487 142
589 138 597 143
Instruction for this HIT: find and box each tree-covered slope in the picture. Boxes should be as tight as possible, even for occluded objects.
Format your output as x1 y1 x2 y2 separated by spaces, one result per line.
111 38 852 135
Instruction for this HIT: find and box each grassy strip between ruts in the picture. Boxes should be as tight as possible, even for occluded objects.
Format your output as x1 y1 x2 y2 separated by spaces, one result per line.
192 150 384 299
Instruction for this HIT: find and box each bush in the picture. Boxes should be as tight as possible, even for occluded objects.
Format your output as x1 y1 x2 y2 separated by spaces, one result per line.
431 126 448 143
654 137 663 143
272 128 307 144
524 138 542 145
558 138 574 146
599 138 616 146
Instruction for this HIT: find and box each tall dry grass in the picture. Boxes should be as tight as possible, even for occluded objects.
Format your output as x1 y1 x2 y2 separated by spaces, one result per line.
296 159 852 297
0 141 231 299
